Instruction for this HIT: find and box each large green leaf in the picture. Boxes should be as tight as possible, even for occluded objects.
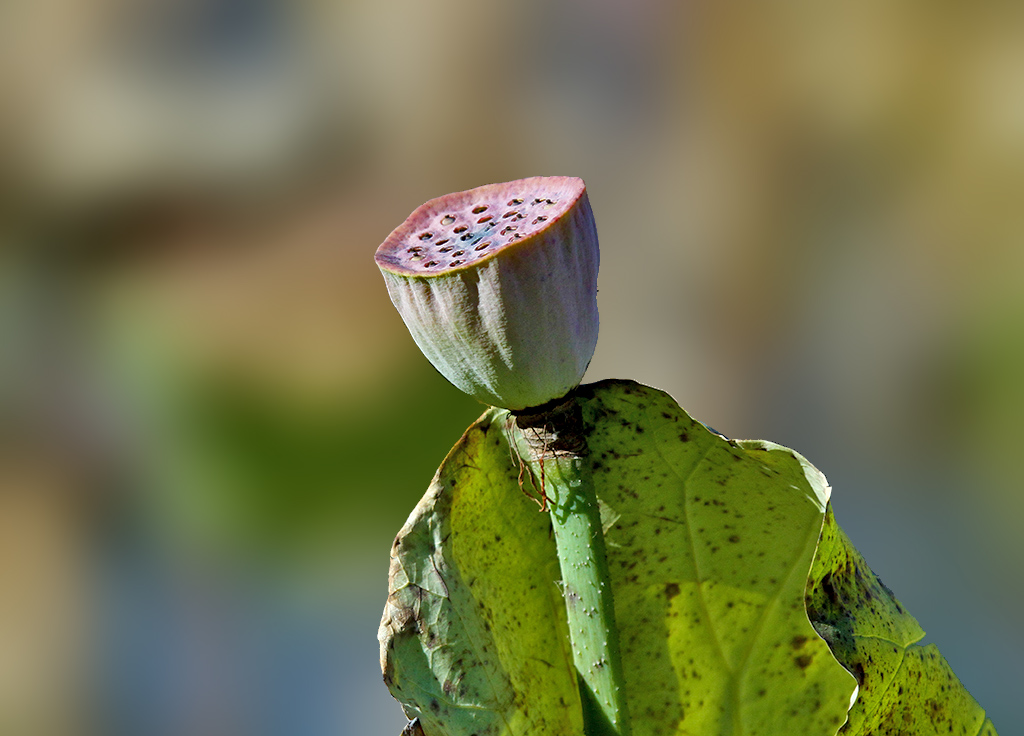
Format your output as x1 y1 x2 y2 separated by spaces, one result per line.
379 379 995 735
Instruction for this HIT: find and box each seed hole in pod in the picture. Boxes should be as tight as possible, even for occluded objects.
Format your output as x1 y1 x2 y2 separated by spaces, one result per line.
436 238 449 245
453 225 468 233
512 233 523 239
486 221 497 229
460 233 473 241
475 242 491 251
532 216 548 224
532 198 543 204
453 250 465 257
477 215 492 223
472 205 488 214
546 199 556 204
410 253 424 260
439 246 453 252
407 246 423 253
419 232 433 240
424 260 439 267
502 211 517 219
508 198 524 205
450 259 464 266
441 215 455 225
500 226 517 235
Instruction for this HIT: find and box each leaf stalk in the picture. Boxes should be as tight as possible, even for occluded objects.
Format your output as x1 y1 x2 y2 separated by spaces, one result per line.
509 396 631 736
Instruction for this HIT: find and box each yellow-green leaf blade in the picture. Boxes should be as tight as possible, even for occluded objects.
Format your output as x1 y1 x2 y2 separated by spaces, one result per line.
806 506 998 735
379 412 583 736
578 380 854 735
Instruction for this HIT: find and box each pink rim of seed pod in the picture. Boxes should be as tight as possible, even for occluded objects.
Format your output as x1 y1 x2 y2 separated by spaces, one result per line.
375 176 600 411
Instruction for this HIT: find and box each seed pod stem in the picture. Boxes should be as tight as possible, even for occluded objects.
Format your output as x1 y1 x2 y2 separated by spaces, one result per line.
509 396 631 736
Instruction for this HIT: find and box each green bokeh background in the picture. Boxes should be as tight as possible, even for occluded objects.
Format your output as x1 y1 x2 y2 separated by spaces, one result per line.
0 1 1021 734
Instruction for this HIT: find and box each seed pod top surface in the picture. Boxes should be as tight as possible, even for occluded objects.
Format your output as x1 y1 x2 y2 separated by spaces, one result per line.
374 177 586 277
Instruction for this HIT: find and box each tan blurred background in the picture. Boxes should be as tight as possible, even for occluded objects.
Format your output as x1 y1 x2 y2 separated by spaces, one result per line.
1 0 1022 734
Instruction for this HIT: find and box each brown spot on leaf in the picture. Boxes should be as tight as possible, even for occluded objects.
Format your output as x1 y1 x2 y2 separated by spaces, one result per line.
401 718 426 736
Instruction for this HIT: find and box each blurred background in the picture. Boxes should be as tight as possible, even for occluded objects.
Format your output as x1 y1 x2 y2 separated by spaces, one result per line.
1 0 1022 734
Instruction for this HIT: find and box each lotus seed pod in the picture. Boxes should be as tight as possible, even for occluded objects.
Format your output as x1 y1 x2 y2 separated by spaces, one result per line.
375 176 599 411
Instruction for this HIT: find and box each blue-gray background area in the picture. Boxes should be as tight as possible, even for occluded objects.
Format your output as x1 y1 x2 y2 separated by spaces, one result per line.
1 0 1021 734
